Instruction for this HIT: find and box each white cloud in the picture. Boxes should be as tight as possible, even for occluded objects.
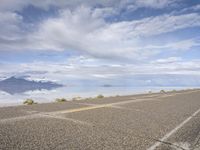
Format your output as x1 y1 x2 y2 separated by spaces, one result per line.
180 4 200 13
141 38 200 52
0 1 199 61
1 56 200 84
135 0 179 8
153 57 182 63
0 0 180 12
28 10 200 59
129 13 200 37
165 39 200 50
0 0 200 87
0 12 23 38
0 11 34 51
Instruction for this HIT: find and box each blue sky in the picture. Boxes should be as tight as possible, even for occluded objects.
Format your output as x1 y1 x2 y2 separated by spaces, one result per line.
0 0 200 86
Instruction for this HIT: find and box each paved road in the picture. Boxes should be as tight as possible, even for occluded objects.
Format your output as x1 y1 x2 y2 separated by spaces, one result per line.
0 90 200 150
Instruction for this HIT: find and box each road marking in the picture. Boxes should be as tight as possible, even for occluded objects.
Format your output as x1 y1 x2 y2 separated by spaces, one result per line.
51 97 163 115
0 97 158 123
147 107 200 150
50 93 179 115
0 114 42 123
172 142 190 150
1 90 199 124
114 98 155 105
51 104 113 115
138 94 161 98
0 113 91 126
0 97 157 123
42 113 92 126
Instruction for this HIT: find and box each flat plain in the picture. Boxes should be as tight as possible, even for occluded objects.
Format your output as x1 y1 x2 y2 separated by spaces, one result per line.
0 89 200 150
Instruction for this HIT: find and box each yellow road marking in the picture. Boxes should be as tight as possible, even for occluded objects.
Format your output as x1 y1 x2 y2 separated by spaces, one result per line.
51 90 200 115
1 90 199 124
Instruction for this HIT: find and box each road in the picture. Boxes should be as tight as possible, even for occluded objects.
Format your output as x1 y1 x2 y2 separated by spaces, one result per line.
0 89 200 150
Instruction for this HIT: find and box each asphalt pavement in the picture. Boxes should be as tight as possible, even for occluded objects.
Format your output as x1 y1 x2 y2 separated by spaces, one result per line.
0 89 200 150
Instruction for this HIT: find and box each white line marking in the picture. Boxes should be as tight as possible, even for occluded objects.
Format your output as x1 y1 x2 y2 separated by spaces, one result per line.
42 113 92 126
0 114 42 123
147 107 200 150
0 113 91 126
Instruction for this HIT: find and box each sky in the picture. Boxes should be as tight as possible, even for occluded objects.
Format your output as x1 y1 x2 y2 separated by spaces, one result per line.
0 0 200 86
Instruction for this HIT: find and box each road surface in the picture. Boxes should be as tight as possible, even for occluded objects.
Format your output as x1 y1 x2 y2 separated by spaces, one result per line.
0 89 200 150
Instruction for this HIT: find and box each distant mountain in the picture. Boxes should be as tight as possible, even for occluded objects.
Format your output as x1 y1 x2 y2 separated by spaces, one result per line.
102 84 113 87
0 77 63 95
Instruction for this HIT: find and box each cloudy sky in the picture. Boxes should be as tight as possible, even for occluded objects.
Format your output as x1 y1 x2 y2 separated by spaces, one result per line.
0 0 200 86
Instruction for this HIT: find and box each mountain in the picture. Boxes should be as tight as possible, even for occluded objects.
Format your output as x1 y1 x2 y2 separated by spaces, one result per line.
0 77 63 95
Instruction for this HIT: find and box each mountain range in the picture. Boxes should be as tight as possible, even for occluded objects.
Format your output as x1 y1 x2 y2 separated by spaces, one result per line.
0 77 63 95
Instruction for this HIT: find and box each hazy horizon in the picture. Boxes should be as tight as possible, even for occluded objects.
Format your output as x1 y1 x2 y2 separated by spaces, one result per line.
0 0 200 88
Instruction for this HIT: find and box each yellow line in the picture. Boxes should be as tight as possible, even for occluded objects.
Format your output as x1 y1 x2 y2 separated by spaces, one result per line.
52 104 113 115
51 90 200 115
50 97 168 115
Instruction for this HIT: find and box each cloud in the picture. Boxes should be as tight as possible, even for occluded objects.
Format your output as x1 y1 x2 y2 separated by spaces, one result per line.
1 55 200 83
141 38 200 53
129 13 200 37
0 0 119 11
180 4 200 13
0 11 35 51
0 0 181 12
0 0 200 87
164 39 200 50
0 12 23 38
134 0 179 9
28 9 200 60
153 57 182 63
0 1 199 61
